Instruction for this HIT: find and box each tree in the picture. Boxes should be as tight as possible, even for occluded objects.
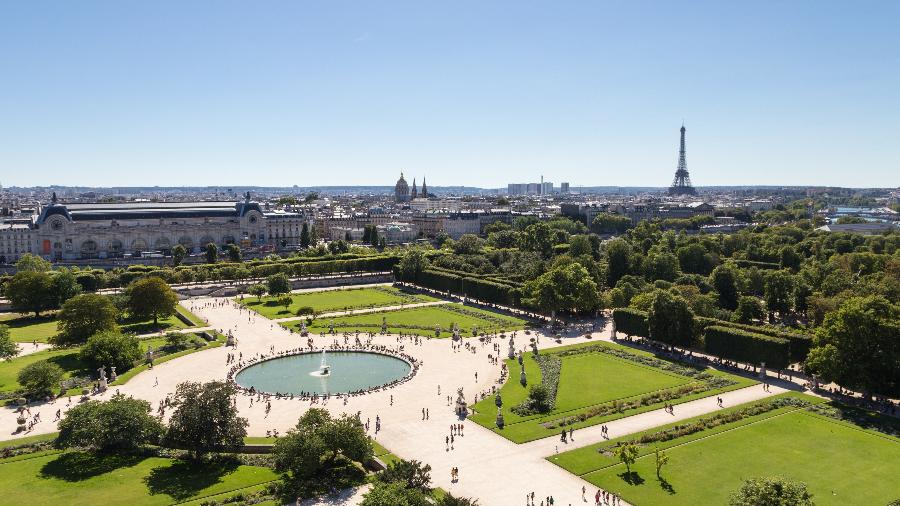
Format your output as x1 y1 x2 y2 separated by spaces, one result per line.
225 243 242 262
710 264 740 310
804 295 900 397
248 283 267 301
524 263 600 318
79 330 142 372
677 243 715 275
18 360 64 398
4 270 54 317
378 459 432 492
300 223 311 248
644 252 679 282
55 293 119 345
605 239 633 286
56 394 164 452
273 408 372 493
765 270 795 316
279 296 293 311
519 222 555 258
591 213 632 235
50 269 82 306
126 277 178 326
15 253 51 272
569 235 593 257
398 249 429 281
172 244 187 266
437 494 480 506
163 381 248 458
370 226 379 247
733 296 765 324
728 476 814 506
614 442 639 477
267 273 291 296
779 245 802 271
453 234 484 255
654 447 669 479
204 242 218 264
0 325 18 360
647 289 695 348
361 482 430 506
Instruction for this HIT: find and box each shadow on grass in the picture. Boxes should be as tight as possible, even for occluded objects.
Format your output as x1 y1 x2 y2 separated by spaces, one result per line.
46 352 89 375
144 458 240 501
618 470 645 485
658 476 676 494
40 452 147 482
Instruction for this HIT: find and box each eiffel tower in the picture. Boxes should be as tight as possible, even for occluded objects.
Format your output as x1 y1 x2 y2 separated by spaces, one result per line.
668 123 697 196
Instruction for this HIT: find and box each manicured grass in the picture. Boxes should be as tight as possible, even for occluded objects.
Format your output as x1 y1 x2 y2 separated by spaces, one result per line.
0 305 204 345
240 286 438 319
0 332 221 395
470 341 755 443
0 314 60 343
283 303 527 336
0 432 58 449
0 347 83 393
557 398 900 506
0 451 277 505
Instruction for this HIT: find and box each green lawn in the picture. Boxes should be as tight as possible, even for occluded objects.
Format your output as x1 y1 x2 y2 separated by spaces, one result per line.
0 305 204 344
283 303 527 336
0 451 277 505
470 341 755 443
240 286 438 319
0 332 221 394
0 347 83 393
553 395 900 506
0 314 60 343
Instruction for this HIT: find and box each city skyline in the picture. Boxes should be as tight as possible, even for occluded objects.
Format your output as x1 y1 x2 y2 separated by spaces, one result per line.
2 1 898 188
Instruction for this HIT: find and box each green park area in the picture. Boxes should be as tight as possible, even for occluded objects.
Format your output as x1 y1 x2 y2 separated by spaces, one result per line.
1 305 204 344
282 303 528 336
0 332 222 396
549 392 900 506
0 450 277 506
239 285 438 319
470 341 755 443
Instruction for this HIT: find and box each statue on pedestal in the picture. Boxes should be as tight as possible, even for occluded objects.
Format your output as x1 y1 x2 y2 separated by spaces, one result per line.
299 321 308 337
610 318 617 340
226 330 236 347
520 361 527 386
530 338 539 357
496 406 505 429
381 316 388 334
507 335 516 359
434 325 441 338
98 366 108 392
759 362 767 380
454 387 468 417
110 366 117 382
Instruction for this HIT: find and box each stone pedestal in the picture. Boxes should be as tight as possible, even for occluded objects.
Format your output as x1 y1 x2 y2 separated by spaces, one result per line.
610 319 617 340
226 331 236 347
110 366 117 382
507 337 516 359
520 363 527 386
454 388 468 417
759 362 767 380
496 409 505 429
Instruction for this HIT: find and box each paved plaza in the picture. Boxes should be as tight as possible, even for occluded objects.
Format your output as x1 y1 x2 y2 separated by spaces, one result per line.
0 292 791 506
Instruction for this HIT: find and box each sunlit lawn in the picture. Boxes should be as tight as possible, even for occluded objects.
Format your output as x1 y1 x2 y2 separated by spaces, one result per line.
0 451 277 505
282 303 527 336
240 286 437 319
470 341 754 443
551 394 900 506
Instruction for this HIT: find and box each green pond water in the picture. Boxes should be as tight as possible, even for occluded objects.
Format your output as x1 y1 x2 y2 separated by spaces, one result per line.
235 351 412 395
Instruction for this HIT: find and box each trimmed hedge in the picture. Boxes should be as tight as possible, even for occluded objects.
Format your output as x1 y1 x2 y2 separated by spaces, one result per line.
696 317 813 362
410 269 521 306
613 308 649 338
703 325 790 370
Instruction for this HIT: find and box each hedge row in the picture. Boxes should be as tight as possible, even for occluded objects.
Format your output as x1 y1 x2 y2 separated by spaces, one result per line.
410 269 521 306
703 325 790 370
696 317 813 361
612 308 649 337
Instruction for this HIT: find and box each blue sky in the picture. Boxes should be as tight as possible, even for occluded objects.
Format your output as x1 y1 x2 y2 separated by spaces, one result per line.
1 1 898 188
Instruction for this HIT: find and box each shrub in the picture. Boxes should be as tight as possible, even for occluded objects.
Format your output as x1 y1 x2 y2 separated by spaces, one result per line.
79 331 142 372
56 394 164 452
295 306 315 316
18 361 64 398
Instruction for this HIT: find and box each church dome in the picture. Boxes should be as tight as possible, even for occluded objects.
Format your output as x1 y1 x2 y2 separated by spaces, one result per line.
394 172 410 202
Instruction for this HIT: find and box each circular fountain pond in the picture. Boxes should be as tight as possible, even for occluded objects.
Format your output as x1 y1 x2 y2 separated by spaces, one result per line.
234 351 413 395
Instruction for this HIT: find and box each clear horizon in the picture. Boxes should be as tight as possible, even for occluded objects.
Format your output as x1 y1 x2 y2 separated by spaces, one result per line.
1 1 898 189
